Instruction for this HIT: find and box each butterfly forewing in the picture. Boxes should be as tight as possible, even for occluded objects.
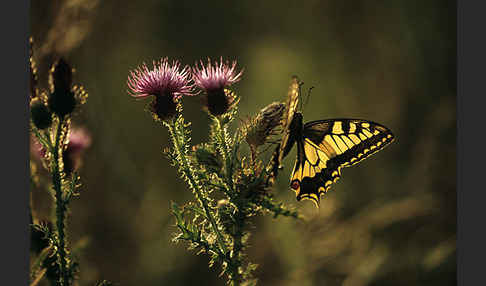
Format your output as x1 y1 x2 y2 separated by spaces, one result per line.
267 76 301 185
277 76 301 167
290 119 394 206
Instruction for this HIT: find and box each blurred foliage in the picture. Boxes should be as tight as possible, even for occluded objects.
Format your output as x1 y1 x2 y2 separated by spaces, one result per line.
30 0 455 285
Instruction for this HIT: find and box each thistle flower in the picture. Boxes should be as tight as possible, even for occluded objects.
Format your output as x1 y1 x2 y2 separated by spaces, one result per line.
193 57 243 116
127 58 194 121
62 128 92 175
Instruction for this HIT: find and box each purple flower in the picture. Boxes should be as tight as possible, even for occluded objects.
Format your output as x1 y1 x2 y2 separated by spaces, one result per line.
193 58 243 116
63 128 91 175
193 57 243 92
127 58 194 120
31 127 91 175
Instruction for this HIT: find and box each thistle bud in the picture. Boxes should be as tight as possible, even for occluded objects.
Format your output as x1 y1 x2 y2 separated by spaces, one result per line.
48 89 76 118
48 59 76 117
148 93 178 121
30 98 52 129
244 102 285 149
206 88 232 116
51 58 72 93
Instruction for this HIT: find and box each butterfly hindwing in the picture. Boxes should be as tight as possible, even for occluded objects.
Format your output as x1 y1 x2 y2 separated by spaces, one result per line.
290 138 339 206
290 119 395 206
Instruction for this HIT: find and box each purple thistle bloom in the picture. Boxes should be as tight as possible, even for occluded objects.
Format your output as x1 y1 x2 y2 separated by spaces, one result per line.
63 128 92 175
193 58 243 116
31 127 91 175
127 58 194 120
193 57 243 92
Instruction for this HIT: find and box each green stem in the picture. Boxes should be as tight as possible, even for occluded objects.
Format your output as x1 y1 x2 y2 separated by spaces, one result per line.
216 117 231 159
52 118 69 286
215 117 245 285
230 207 245 286
216 117 235 193
167 119 228 256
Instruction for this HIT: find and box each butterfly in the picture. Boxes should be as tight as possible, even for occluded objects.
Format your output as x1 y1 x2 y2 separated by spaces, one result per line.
269 76 395 207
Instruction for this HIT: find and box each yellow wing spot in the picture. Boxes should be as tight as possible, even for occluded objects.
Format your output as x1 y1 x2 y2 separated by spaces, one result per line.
317 149 329 162
387 134 393 139
333 135 349 152
358 153 363 158
304 143 318 165
303 163 312 177
316 138 338 158
377 141 382 147
324 135 342 155
370 145 377 150
317 160 327 171
361 122 370 128
332 121 344 134
349 134 361 144
332 170 338 177
350 157 357 163
349 122 357 133
341 136 355 148
325 181 332 187
373 130 380 135
333 176 339 183
362 129 373 138
310 193 319 201
382 137 387 143
359 133 368 140
309 166 316 177
364 148 370 154
318 187 326 194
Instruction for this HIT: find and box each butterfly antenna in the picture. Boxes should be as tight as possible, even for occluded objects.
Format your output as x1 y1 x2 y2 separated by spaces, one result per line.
303 86 314 112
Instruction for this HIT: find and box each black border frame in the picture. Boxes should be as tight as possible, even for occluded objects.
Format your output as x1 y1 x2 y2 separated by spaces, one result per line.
457 1 486 285
2 1 30 284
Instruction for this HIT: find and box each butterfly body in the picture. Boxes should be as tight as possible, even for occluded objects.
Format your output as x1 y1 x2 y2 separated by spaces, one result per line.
272 76 395 206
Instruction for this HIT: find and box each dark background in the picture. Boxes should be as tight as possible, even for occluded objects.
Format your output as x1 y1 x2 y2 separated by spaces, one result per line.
30 1 456 285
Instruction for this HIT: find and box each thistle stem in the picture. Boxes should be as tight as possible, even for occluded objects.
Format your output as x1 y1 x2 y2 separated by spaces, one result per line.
167 119 228 256
215 117 235 193
230 207 245 286
52 118 69 286
215 118 244 285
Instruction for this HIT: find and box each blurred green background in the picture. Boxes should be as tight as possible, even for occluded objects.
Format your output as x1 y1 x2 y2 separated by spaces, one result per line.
30 0 456 285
